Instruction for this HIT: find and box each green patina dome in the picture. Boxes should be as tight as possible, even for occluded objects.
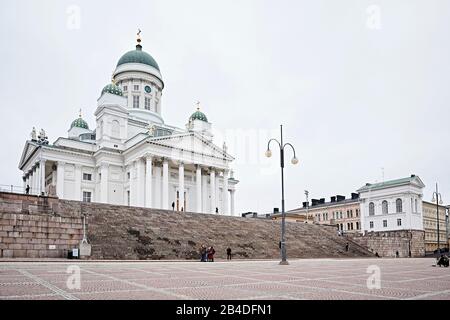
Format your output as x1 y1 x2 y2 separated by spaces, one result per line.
117 45 160 71
101 83 123 96
71 116 89 130
190 109 208 122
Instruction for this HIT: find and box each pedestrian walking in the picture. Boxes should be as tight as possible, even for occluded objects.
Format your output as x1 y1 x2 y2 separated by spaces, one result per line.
345 242 349 252
171 202 175 211
25 184 30 195
226 247 232 260
396 250 399 258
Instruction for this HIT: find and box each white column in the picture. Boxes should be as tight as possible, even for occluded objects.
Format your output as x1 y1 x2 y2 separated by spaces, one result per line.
39 160 46 195
100 164 109 203
29 171 33 195
22 177 26 193
129 163 137 206
196 165 202 213
74 164 82 201
145 156 153 208
202 175 208 213
137 158 145 207
230 190 235 216
162 159 169 210
32 167 37 194
210 169 216 214
223 170 229 215
155 165 162 209
35 166 40 194
56 162 65 198
179 163 185 211
216 173 220 213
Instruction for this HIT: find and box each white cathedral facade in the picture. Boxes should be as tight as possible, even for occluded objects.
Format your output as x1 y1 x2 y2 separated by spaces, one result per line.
18 35 239 216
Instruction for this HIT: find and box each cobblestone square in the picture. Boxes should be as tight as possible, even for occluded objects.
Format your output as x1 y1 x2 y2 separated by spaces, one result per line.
0 258 449 300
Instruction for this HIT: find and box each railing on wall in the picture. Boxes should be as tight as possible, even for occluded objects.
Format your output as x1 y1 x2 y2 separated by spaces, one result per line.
0 184 39 196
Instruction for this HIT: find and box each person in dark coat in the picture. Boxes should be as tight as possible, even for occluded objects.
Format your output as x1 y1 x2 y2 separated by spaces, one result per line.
171 202 175 211
200 245 207 262
25 185 30 194
208 246 216 262
226 247 232 260
345 242 349 252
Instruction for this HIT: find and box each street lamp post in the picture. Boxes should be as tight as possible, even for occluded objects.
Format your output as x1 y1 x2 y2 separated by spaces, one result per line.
266 125 299 265
432 183 444 255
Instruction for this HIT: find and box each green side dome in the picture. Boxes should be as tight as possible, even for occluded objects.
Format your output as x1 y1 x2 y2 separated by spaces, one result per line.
102 83 123 96
71 116 89 130
190 109 208 122
117 44 160 71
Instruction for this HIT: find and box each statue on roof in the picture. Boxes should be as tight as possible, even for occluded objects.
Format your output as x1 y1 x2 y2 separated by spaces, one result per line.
31 127 37 141
37 128 49 145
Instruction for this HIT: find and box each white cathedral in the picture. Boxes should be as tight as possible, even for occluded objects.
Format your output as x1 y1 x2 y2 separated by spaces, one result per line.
18 34 239 216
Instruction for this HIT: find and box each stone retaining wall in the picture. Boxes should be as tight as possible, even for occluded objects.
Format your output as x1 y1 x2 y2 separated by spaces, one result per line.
348 230 425 258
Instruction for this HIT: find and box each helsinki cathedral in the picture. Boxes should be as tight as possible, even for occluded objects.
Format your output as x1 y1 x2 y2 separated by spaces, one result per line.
18 33 239 216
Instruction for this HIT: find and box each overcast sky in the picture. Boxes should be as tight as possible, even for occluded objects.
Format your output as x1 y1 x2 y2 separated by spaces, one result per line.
1 0 449 214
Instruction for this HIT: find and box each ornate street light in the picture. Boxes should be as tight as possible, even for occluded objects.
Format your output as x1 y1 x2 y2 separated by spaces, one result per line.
266 125 299 265
432 183 444 255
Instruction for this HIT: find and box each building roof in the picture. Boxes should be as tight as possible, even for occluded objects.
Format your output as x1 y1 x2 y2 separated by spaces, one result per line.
357 175 425 193
70 116 89 130
190 108 208 122
288 198 359 213
101 83 123 97
117 44 160 71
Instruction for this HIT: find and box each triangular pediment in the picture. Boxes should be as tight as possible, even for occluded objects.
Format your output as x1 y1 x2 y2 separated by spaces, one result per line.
147 132 234 161
18 141 39 170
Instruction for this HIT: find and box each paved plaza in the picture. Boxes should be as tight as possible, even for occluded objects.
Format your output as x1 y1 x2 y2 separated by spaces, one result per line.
0 258 449 300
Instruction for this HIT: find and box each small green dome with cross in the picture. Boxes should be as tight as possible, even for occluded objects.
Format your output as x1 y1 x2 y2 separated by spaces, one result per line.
71 116 89 130
190 108 208 122
101 83 123 97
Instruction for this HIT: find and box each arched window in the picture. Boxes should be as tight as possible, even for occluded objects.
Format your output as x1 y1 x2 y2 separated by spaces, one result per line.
369 202 375 216
111 120 120 138
396 198 403 213
382 200 388 214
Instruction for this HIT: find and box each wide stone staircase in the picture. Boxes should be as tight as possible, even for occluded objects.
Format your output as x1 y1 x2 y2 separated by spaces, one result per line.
84 202 374 260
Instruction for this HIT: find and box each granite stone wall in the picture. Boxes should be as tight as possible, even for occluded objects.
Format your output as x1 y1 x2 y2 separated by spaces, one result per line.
348 230 425 258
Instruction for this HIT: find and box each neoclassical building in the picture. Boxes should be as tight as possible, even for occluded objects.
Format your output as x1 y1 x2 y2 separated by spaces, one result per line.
18 34 239 216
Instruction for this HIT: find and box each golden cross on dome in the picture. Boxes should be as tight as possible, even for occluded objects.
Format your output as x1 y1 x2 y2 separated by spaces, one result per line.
79 108 82 118
137 28 142 44
196 101 201 111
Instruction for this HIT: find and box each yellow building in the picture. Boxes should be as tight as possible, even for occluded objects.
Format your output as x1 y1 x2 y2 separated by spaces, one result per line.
276 193 362 234
422 201 448 253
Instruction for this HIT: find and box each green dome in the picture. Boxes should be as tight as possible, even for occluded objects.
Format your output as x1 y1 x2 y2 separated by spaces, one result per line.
190 109 208 122
71 116 89 130
102 83 123 96
117 45 160 71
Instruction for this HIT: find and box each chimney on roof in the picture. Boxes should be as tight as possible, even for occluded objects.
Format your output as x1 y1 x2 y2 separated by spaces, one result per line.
273 208 279 213
319 198 325 204
302 202 308 208
331 196 336 203
351 193 359 200
311 199 319 206
411 174 416 178
336 195 346 202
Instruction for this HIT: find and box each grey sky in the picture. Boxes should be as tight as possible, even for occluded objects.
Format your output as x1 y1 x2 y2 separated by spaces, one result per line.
1 0 449 214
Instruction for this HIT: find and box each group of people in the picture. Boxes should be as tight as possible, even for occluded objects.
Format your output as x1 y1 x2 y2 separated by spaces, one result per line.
199 245 233 262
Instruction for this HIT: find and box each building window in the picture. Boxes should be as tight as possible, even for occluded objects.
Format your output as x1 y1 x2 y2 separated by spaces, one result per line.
127 172 130 180
350 223 354 230
382 200 388 214
350 210 353 218
356 222 360 229
340 212 343 219
83 191 92 203
356 209 359 217
396 198 403 213
369 221 374 229
123 85 128 92
83 173 92 181
369 202 375 216
145 97 151 110
133 95 140 108
397 218 402 226
134 85 139 91
383 220 388 228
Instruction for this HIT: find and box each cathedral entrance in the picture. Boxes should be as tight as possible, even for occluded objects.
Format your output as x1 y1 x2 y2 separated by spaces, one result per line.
176 190 187 211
